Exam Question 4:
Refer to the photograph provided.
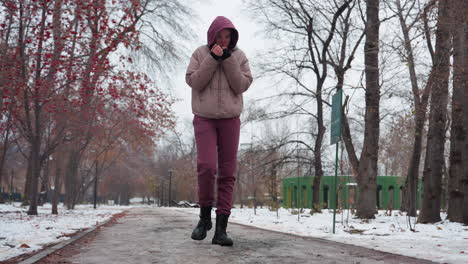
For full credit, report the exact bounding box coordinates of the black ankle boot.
[212,214,233,246]
[191,206,212,240]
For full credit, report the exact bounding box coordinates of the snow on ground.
[0,203,129,261]
[1,203,466,263]
[172,207,468,264]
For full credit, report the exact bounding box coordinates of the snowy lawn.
[172,207,468,264]
[0,203,129,261]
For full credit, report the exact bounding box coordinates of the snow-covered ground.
[171,207,468,264]
[1,203,466,263]
[0,203,129,261]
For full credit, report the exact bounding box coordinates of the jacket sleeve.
[221,51,253,95]
[185,49,219,91]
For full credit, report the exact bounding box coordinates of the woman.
[185,16,253,246]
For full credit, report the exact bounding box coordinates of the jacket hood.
[207,16,239,50]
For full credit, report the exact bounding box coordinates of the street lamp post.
[94,159,98,209]
[168,169,172,207]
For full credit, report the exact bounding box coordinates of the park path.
[49,207,434,264]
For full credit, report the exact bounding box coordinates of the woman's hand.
[211,44,225,56]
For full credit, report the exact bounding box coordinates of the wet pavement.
[63,207,434,264]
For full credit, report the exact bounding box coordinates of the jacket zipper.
[218,64,221,119]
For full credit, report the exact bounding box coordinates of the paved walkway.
[61,208,433,264]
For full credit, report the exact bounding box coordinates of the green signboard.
[330,89,343,234]
[330,90,342,145]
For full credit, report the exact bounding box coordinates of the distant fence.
[283,176,424,210]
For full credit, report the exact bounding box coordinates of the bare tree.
[246,0,352,212]
[386,0,433,217]
[340,0,381,219]
[418,0,452,223]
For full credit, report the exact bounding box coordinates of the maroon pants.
[193,115,240,215]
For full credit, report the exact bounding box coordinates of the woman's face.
[216,29,231,48]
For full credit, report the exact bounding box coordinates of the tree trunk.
[396,0,430,217]
[27,139,41,215]
[0,115,12,201]
[52,163,62,215]
[38,158,50,206]
[22,151,33,206]
[463,132,468,225]
[64,150,81,209]
[25,3,48,216]
[0,118,11,203]
[9,169,14,201]
[404,113,426,216]
[312,89,325,213]
[403,86,430,216]
[341,98,359,176]
[447,0,467,224]
[447,6,465,221]
[457,0,468,225]
[356,0,380,219]
[418,0,452,223]
[271,166,278,210]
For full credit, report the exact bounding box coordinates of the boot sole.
[212,239,233,246]
[191,234,206,240]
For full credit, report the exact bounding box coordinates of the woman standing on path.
[185,16,253,246]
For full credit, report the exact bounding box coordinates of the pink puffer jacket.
[185,16,253,119]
